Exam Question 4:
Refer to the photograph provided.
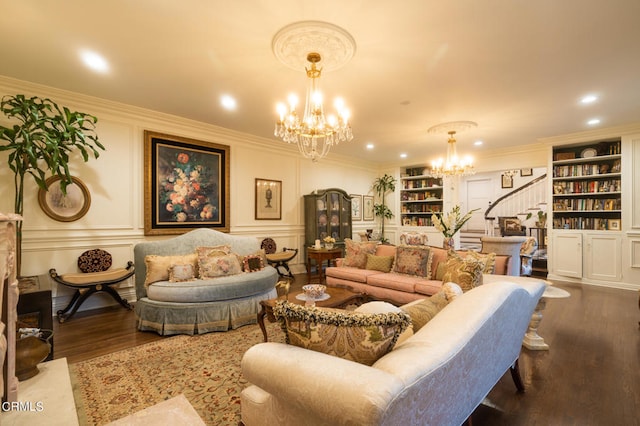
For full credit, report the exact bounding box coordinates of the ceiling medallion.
[272,21,356,72]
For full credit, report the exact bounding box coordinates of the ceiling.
[1,1,639,165]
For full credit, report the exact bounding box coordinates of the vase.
[325,243,334,250]
[15,330,53,381]
[443,237,455,250]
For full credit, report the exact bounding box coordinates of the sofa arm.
[242,342,404,424]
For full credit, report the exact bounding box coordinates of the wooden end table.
[306,247,342,284]
[257,286,366,342]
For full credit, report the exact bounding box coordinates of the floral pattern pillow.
[196,245,232,277]
[342,239,378,269]
[273,301,411,366]
[199,253,243,278]
[441,252,484,292]
[168,263,196,282]
[393,245,434,278]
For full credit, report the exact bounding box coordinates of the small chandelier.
[274,52,353,162]
[430,130,475,178]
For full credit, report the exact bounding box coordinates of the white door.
[585,233,622,281]
[465,178,492,232]
[551,232,583,278]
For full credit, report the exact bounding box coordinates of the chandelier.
[274,52,353,162]
[429,121,476,178]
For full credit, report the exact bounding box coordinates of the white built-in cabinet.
[544,125,640,290]
[552,232,622,281]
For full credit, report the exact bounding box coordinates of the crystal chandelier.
[430,130,475,178]
[274,52,353,162]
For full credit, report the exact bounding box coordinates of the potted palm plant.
[372,174,396,243]
[0,94,104,275]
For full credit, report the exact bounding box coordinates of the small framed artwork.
[520,168,533,177]
[363,195,374,221]
[350,194,362,221]
[38,175,91,222]
[608,219,621,230]
[501,174,513,189]
[144,130,230,235]
[255,178,282,220]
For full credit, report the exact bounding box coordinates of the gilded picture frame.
[38,175,91,222]
[255,178,282,220]
[144,130,230,235]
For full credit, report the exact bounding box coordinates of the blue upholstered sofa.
[133,228,278,335]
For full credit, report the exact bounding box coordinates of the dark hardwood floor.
[53,276,640,425]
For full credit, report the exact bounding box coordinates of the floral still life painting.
[144,131,230,235]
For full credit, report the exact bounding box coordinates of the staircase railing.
[484,174,547,235]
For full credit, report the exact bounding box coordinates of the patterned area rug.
[69,322,285,425]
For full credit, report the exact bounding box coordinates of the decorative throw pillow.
[401,292,448,331]
[441,252,484,292]
[77,249,112,273]
[393,245,434,278]
[168,263,196,282]
[342,238,378,269]
[441,281,464,301]
[144,253,198,287]
[400,283,462,331]
[365,254,395,273]
[273,301,411,366]
[355,301,413,345]
[243,254,264,272]
[435,262,447,281]
[199,253,243,278]
[196,245,232,277]
[463,251,497,274]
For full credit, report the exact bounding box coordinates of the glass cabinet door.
[329,192,340,239]
[316,195,328,240]
[341,197,351,239]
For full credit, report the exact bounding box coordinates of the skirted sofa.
[326,241,513,305]
[133,228,278,335]
[240,278,546,425]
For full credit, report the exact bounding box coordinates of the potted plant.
[372,173,396,243]
[526,210,547,228]
[0,94,104,275]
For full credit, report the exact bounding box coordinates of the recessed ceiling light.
[400,153,407,159]
[474,140,483,146]
[80,50,109,73]
[220,95,237,110]
[581,94,598,104]
[366,143,374,150]
[587,118,601,126]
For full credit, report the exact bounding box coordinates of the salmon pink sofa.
[326,243,513,305]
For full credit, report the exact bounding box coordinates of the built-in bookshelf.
[551,140,622,231]
[400,166,443,227]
